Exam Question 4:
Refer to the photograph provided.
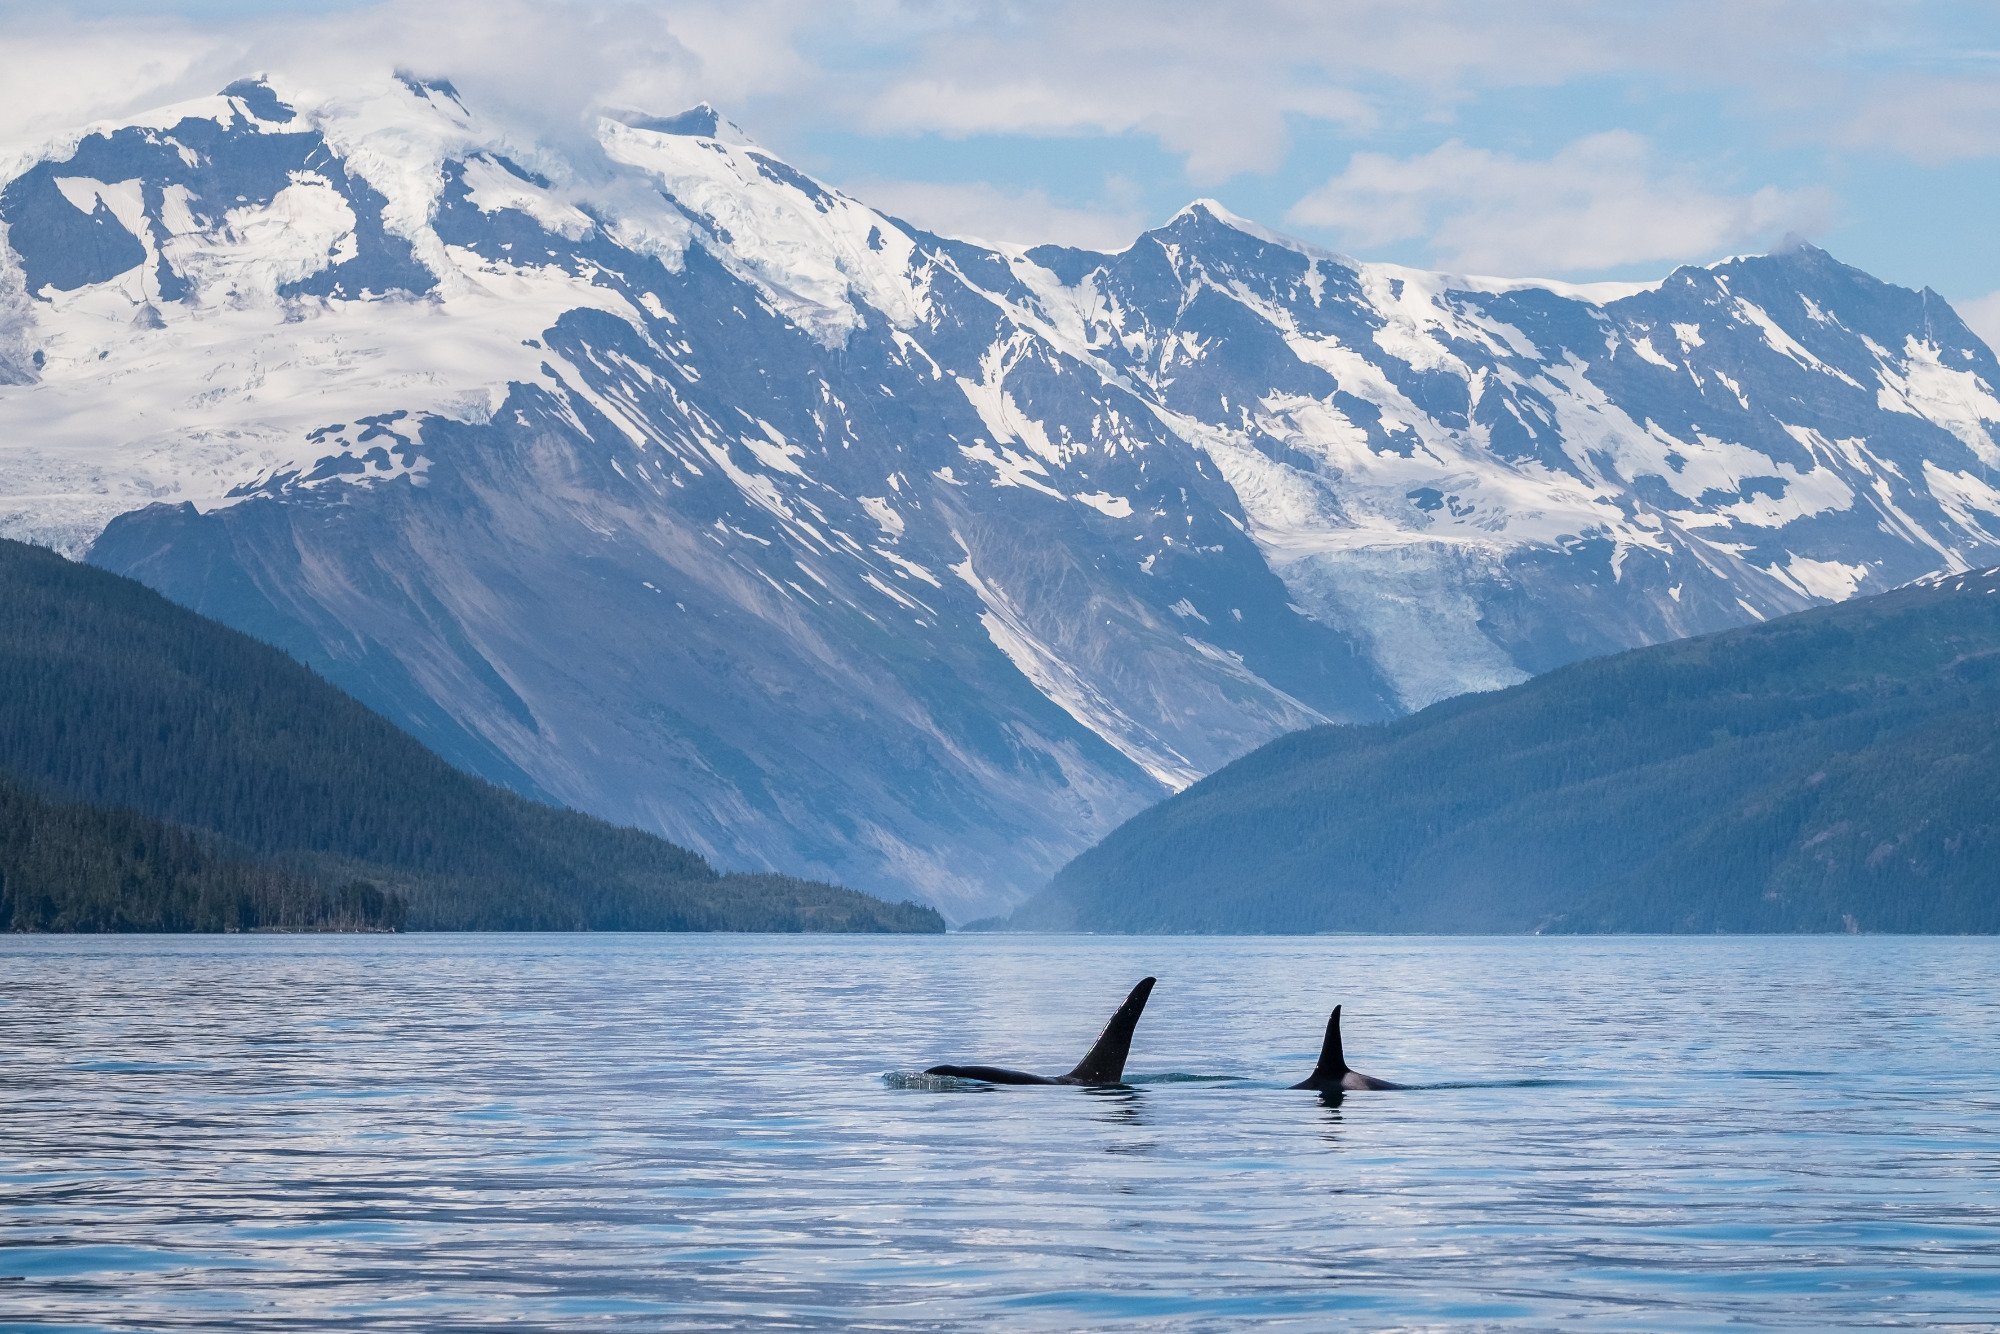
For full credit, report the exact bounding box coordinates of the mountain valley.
[6,77,2000,917]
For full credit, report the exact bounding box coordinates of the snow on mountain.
[4,76,1999,918]
[1009,207,2000,707]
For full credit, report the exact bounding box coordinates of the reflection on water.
[3,933,1998,1327]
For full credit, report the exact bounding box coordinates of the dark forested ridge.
[0,538,941,932]
[1004,569,2000,934]
[0,773,407,932]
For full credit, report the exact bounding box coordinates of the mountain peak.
[1156,197,1351,268]
[1168,197,1274,236]
[1170,197,1235,224]
[218,76,298,125]
[1772,231,1828,260]
[615,102,754,145]
[392,72,469,113]
[1753,233,1853,278]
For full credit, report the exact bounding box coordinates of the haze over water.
[3,934,1996,1328]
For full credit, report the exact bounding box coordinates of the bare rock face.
[7,78,2000,918]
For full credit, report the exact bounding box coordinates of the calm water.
[1,934,1997,1329]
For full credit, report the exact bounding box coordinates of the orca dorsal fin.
[1062,976,1156,1084]
[1310,1005,1349,1082]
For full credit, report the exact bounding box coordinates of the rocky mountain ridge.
[4,75,1999,917]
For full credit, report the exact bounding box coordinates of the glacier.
[4,75,2000,919]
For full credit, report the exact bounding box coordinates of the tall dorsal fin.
[1310,1005,1349,1081]
[1063,976,1155,1084]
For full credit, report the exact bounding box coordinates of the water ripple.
[2,933,1998,1328]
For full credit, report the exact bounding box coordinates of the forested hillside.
[1004,569,2000,934]
[0,539,941,932]
[0,774,407,931]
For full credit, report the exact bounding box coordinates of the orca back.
[924,1064,1059,1085]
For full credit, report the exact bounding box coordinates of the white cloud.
[0,1,1937,184]
[0,2,710,162]
[5,2,1996,182]
[1838,76,2000,163]
[0,19,227,150]
[810,0,1958,184]
[1956,291,2000,354]
[0,0,1989,279]
[817,2,1647,182]
[848,69,1375,185]
[1286,131,1835,277]
[853,178,1148,252]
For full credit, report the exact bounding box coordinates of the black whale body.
[925,977,1155,1086]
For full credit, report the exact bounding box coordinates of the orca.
[1291,1005,1402,1091]
[925,977,1156,1086]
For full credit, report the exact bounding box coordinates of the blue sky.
[8,1,2000,335]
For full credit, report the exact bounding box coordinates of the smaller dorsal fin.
[1311,1005,1348,1081]
[1063,976,1156,1084]
[1292,1005,1401,1092]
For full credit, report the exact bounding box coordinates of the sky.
[5,0,2000,339]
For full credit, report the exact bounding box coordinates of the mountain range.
[0,536,939,932]
[5,75,2000,920]
[1001,566,2000,934]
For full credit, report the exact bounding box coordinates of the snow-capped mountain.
[5,76,1999,919]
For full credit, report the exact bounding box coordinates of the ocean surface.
[2,934,1996,1329]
